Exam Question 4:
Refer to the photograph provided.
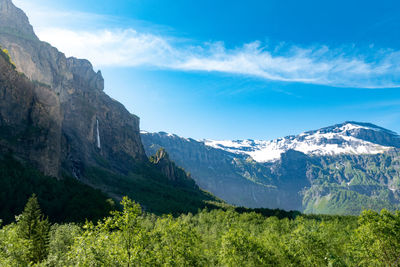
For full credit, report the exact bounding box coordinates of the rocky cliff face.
[141,129,400,214]
[0,49,61,177]
[0,0,37,43]
[0,0,222,215]
[0,0,147,177]
[141,132,300,210]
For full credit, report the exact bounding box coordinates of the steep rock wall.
[0,0,147,177]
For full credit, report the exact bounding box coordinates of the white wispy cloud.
[12,0,400,88]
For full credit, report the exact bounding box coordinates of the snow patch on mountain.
[141,130,195,143]
[204,122,395,162]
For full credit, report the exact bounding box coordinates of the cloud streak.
[36,27,400,89]
[13,0,400,89]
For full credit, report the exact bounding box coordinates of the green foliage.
[303,153,400,215]
[352,209,400,266]
[46,223,81,266]
[83,166,220,216]
[0,223,30,266]
[303,186,396,215]
[150,215,204,266]
[0,46,16,69]
[16,194,50,264]
[235,206,301,220]
[0,154,115,224]
[103,197,144,266]
[220,227,278,266]
[1,196,400,266]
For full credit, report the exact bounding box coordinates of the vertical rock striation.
[0,49,61,177]
[0,0,147,177]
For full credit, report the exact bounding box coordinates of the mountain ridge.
[141,123,400,214]
[203,121,398,162]
[2,0,398,216]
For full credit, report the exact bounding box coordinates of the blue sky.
[14,0,400,140]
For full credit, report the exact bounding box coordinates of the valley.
[1,0,400,265]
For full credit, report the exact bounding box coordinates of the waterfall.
[96,119,101,149]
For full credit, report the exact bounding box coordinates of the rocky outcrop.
[0,0,147,178]
[150,148,197,188]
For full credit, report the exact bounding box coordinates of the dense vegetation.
[0,154,115,224]
[303,152,400,214]
[1,195,400,266]
[82,163,221,216]
[0,152,226,225]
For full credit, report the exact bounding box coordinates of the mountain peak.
[0,0,105,92]
[204,122,399,162]
[0,0,38,41]
[310,121,398,136]
[343,121,398,135]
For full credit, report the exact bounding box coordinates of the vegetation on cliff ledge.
[0,46,15,69]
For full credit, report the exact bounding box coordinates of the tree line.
[1,194,400,266]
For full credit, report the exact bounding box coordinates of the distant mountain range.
[1,0,399,218]
[204,122,399,162]
[141,122,400,214]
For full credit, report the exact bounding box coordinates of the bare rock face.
[0,0,147,177]
[150,148,180,181]
[0,0,37,42]
[0,50,61,177]
[150,148,197,188]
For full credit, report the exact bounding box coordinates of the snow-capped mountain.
[204,122,400,162]
[141,122,400,214]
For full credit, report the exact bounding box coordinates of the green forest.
[1,194,400,266]
[0,138,398,266]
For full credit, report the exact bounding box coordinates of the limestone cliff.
[0,0,222,216]
[0,0,147,177]
[0,48,61,177]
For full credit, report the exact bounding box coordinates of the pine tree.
[16,194,50,263]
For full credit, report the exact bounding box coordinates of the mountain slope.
[141,123,400,214]
[0,0,222,219]
[141,132,307,210]
[0,153,116,225]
